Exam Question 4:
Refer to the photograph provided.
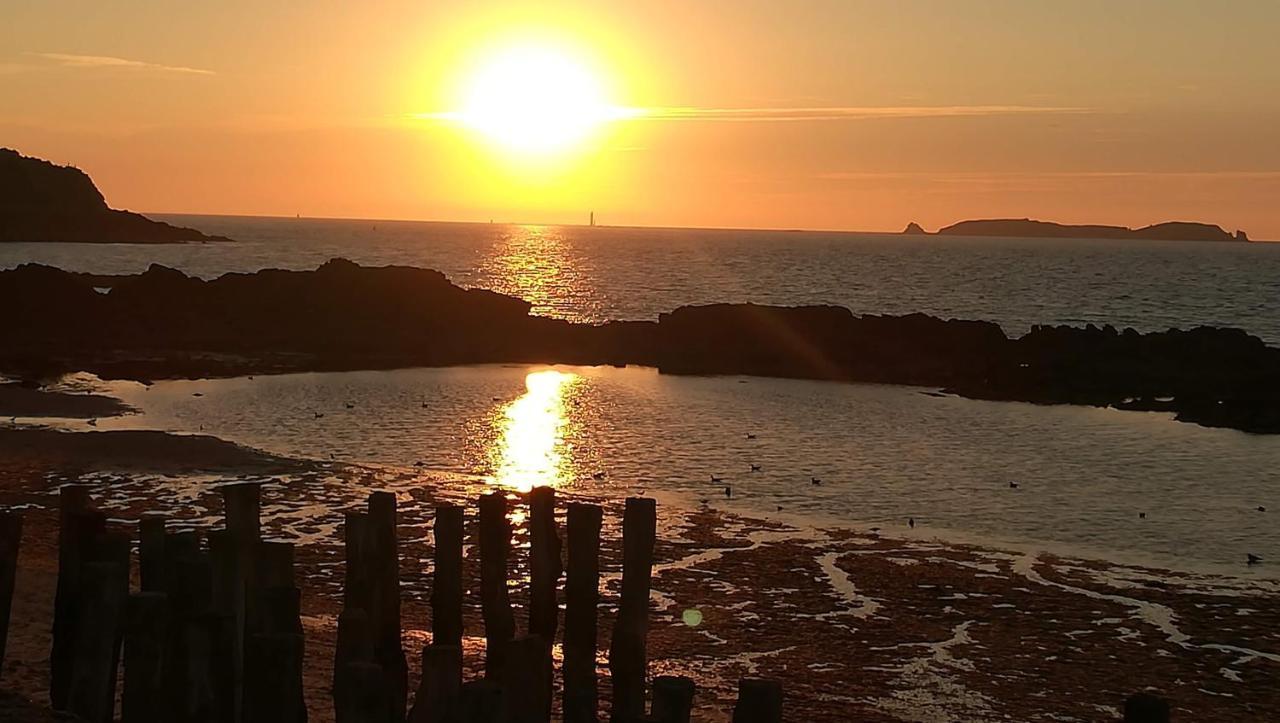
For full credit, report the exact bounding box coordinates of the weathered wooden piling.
[336,660,394,723]
[334,609,375,723]
[223,481,262,721]
[500,635,553,723]
[244,632,306,723]
[368,491,408,722]
[0,511,21,675]
[139,513,167,593]
[478,492,516,677]
[431,504,464,648]
[730,679,783,723]
[1124,693,1171,723]
[66,531,130,723]
[651,676,696,723]
[50,485,100,710]
[528,486,563,642]
[563,502,603,723]
[608,497,656,721]
[122,591,170,723]
[459,679,504,723]
[408,643,462,723]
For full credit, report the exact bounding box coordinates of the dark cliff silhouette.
[2,259,1278,433]
[0,149,232,244]
[932,218,1247,243]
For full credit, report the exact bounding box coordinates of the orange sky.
[3,1,1279,238]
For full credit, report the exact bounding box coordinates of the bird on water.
[1009,481,1019,489]
[749,464,762,472]
[724,486,733,498]
[908,517,915,528]
[1247,553,1262,565]
[811,477,822,486]
[710,474,724,483]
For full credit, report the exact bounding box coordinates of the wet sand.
[0,425,1276,721]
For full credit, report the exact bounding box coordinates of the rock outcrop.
[2,259,1277,433]
[902,222,928,235]
[936,218,1243,243]
[0,148,232,243]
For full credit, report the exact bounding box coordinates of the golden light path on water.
[489,369,581,493]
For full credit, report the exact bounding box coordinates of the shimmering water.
[1,215,1277,340]
[89,364,1279,577]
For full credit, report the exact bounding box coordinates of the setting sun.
[450,43,633,157]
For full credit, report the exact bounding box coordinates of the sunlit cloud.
[28,52,215,76]
[637,105,1092,122]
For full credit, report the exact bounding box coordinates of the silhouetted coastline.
[4,259,1277,434]
[905,218,1250,242]
[0,149,233,244]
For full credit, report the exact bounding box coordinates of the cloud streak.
[634,105,1092,122]
[30,52,214,76]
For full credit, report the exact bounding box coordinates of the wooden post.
[336,661,393,723]
[499,635,552,723]
[51,485,101,710]
[244,633,306,723]
[563,503,602,723]
[1124,693,1171,723]
[139,514,167,593]
[459,679,504,723]
[368,491,408,722]
[478,492,515,677]
[67,532,130,723]
[407,644,462,723]
[223,482,261,723]
[0,511,20,675]
[334,609,374,723]
[528,486,562,642]
[651,676,696,723]
[122,591,169,723]
[431,504,464,648]
[731,679,783,723]
[607,498,656,722]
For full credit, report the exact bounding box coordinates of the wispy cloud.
[634,105,1091,122]
[29,52,214,76]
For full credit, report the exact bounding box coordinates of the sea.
[4,215,1278,577]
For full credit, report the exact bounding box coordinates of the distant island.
[0,148,232,244]
[903,218,1250,243]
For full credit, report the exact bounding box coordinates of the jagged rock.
[902,222,927,235]
[1,259,1277,434]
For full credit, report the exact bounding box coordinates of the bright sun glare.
[453,44,631,156]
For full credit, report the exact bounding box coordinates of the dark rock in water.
[1235,229,1250,242]
[936,218,1243,243]
[902,222,928,235]
[1,259,1278,434]
[0,148,232,244]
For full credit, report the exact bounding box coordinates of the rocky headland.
[3,258,1278,433]
[0,148,232,244]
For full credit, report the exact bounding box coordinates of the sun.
[453,43,629,156]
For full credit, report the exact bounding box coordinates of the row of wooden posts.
[0,485,1175,723]
[0,484,784,722]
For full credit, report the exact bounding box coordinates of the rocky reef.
[2,259,1277,433]
[935,218,1246,243]
[0,148,232,244]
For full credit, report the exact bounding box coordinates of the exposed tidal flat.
[1,363,1278,719]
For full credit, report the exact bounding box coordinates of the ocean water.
[6,216,1279,575]
[90,364,1279,577]
[0,214,1277,341]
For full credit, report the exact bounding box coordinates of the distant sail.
[590,211,595,227]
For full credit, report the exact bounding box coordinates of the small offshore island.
[0,148,232,244]
[904,218,1251,242]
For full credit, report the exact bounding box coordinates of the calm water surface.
[90,364,1280,578]
[1,215,1277,340]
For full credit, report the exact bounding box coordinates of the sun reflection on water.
[490,369,580,492]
